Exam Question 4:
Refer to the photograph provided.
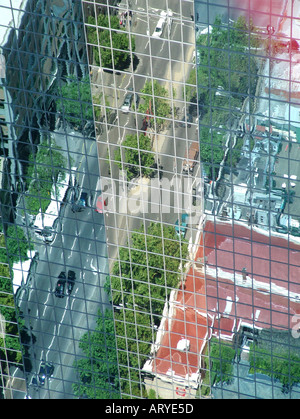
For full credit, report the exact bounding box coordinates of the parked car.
[71,186,80,212]
[120,88,139,113]
[55,272,66,298]
[67,270,76,295]
[38,361,54,385]
[30,375,39,390]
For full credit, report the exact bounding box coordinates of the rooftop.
[148,219,300,388]
[152,305,210,387]
[204,220,300,297]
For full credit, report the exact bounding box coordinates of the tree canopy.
[86,14,135,70]
[73,309,121,399]
[209,338,236,385]
[105,221,188,398]
[114,134,155,180]
[110,222,188,317]
[24,138,67,215]
[249,334,300,392]
[0,225,30,378]
[57,75,93,128]
[196,16,259,179]
[0,226,32,266]
[138,80,173,131]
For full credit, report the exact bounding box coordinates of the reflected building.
[194,0,300,399]
[81,0,202,399]
[0,0,113,399]
[86,0,300,399]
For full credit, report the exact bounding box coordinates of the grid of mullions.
[197,0,300,399]
[0,0,118,399]
[82,0,205,399]
[0,221,24,399]
[84,0,300,400]
[1,0,299,400]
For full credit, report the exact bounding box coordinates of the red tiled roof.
[153,305,210,380]
[206,273,300,329]
[212,316,240,340]
[151,220,300,383]
[176,265,206,313]
[204,220,300,329]
[204,221,300,294]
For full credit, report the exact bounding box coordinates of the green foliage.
[0,262,11,295]
[114,307,152,398]
[0,292,15,322]
[249,345,300,389]
[148,389,158,399]
[197,18,257,99]
[0,226,31,329]
[92,93,108,121]
[24,139,67,215]
[0,223,25,369]
[227,136,244,168]
[209,338,236,384]
[196,16,258,179]
[185,68,197,103]
[109,221,188,398]
[114,134,155,180]
[57,75,93,128]
[199,122,225,179]
[115,308,152,380]
[0,336,23,364]
[138,80,173,130]
[73,309,121,399]
[87,15,135,70]
[0,226,32,265]
[0,234,8,265]
[111,222,188,315]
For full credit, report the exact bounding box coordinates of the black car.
[55,272,66,298]
[38,361,54,386]
[67,270,76,295]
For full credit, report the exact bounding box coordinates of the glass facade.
[0,0,299,400]
[81,0,202,399]
[195,0,300,399]
[0,0,114,399]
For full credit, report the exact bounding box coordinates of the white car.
[120,88,134,113]
[120,88,139,113]
[152,10,172,38]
